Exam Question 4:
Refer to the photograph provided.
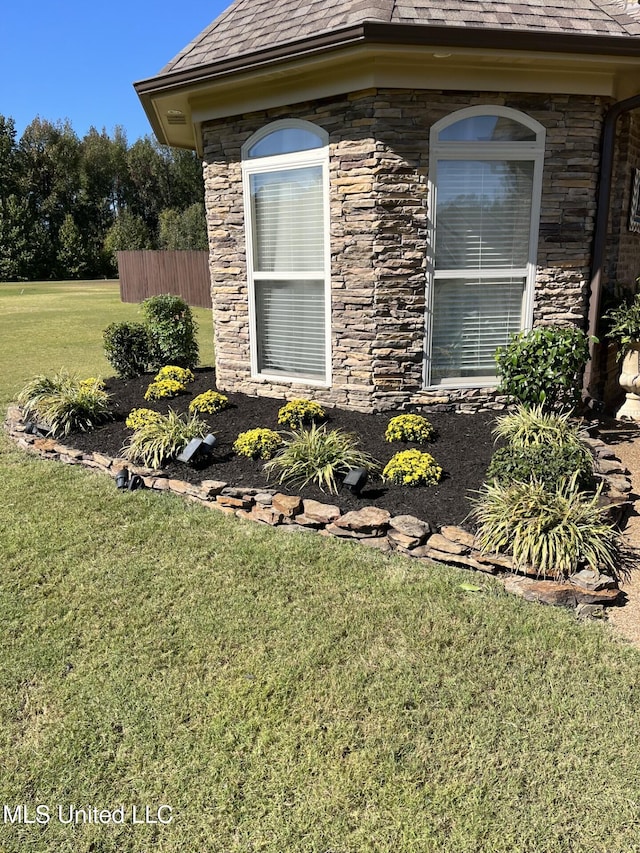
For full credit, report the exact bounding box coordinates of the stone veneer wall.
[202,89,608,414]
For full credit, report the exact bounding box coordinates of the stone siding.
[202,89,609,413]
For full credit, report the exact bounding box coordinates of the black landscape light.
[177,433,217,465]
[128,474,145,491]
[343,467,368,495]
[115,467,129,490]
[24,420,51,437]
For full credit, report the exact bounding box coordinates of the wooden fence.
[117,251,212,309]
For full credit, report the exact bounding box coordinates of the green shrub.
[382,449,443,487]
[103,321,151,378]
[144,379,187,401]
[495,326,591,412]
[488,405,595,490]
[188,390,229,415]
[472,475,622,580]
[154,365,195,384]
[123,410,207,469]
[142,294,199,370]
[233,428,283,460]
[487,443,595,491]
[18,371,112,437]
[603,283,640,359]
[125,408,164,430]
[277,399,325,429]
[264,423,377,494]
[385,414,435,444]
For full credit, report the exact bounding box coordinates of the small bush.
[277,399,325,429]
[154,365,195,384]
[472,475,622,580]
[385,414,435,444]
[488,405,595,490]
[103,322,151,379]
[382,449,443,487]
[189,390,229,415]
[264,424,377,494]
[487,443,595,491]
[18,371,112,437]
[142,294,199,370]
[123,410,207,469]
[233,428,283,460]
[125,408,164,430]
[495,326,591,412]
[144,379,187,401]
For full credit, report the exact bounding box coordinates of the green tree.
[56,214,88,279]
[158,203,208,250]
[103,210,153,273]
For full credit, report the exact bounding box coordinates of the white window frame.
[241,119,331,386]
[425,105,546,389]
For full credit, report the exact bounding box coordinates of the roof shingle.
[161,0,640,75]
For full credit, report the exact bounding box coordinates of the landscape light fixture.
[128,474,145,491]
[343,467,368,495]
[23,420,51,437]
[115,467,129,490]
[177,433,217,465]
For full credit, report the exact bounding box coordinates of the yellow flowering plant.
[144,379,186,401]
[154,365,195,384]
[385,414,434,444]
[382,449,443,487]
[277,399,325,429]
[233,428,283,460]
[188,390,229,415]
[125,408,164,430]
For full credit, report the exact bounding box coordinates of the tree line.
[0,115,208,282]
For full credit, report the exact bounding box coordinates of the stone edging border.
[4,405,635,619]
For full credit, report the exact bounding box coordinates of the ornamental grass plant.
[123,409,208,469]
[472,474,622,580]
[264,423,377,494]
[17,371,112,437]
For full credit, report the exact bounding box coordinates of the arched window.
[242,120,330,383]
[426,106,545,387]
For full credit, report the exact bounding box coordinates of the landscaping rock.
[595,458,627,475]
[332,506,391,535]
[200,479,227,498]
[359,536,393,552]
[325,523,372,539]
[503,575,621,607]
[254,492,275,506]
[251,506,284,525]
[426,533,469,555]
[272,493,303,518]
[216,495,253,509]
[388,514,432,541]
[301,499,341,525]
[570,569,617,591]
[414,546,497,573]
[440,525,476,549]
[605,474,633,494]
[387,529,423,550]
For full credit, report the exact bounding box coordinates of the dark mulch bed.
[68,368,499,529]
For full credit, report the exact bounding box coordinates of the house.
[135,0,640,413]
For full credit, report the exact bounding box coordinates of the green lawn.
[1,281,640,852]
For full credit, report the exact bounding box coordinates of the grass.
[1,281,640,851]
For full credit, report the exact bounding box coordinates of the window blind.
[435,160,533,271]
[431,277,524,383]
[251,166,324,273]
[255,280,325,379]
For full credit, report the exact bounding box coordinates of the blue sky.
[1,1,229,144]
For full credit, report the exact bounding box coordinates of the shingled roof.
[162,0,640,75]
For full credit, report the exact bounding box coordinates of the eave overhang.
[134,20,640,153]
